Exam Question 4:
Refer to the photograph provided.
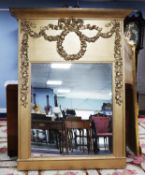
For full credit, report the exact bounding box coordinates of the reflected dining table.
[31,117,93,154]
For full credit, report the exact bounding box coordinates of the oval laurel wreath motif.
[57,30,87,61]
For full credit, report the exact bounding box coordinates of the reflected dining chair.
[31,113,49,143]
[62,119,93,154]
[91,116,112,152]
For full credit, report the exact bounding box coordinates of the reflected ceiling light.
[46,80,62,85]
[66,91,112,100]
[51,63,71,69]
[57,88,71,93]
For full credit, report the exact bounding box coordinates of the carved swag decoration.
[20,18,123,107]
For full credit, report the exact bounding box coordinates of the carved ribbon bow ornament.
[21,18,116,61]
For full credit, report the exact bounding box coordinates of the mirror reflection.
[31,63,113,157]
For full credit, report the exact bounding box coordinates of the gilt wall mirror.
[11,8,131,170]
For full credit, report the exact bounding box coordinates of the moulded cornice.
[10,8,132,20]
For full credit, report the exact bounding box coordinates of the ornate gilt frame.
[11,8,131,170]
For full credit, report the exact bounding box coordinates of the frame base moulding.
[17,157,126,170]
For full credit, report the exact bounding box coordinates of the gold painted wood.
[20,19,117,61]
[17,157,126,170]
[11,8,131,19]
[11,8,131,170]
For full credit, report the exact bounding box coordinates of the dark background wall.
[0,0,145,110]
[0,0,145,14]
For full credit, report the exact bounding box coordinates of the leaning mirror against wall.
[11,8,131,170]
[31,63,113,157]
